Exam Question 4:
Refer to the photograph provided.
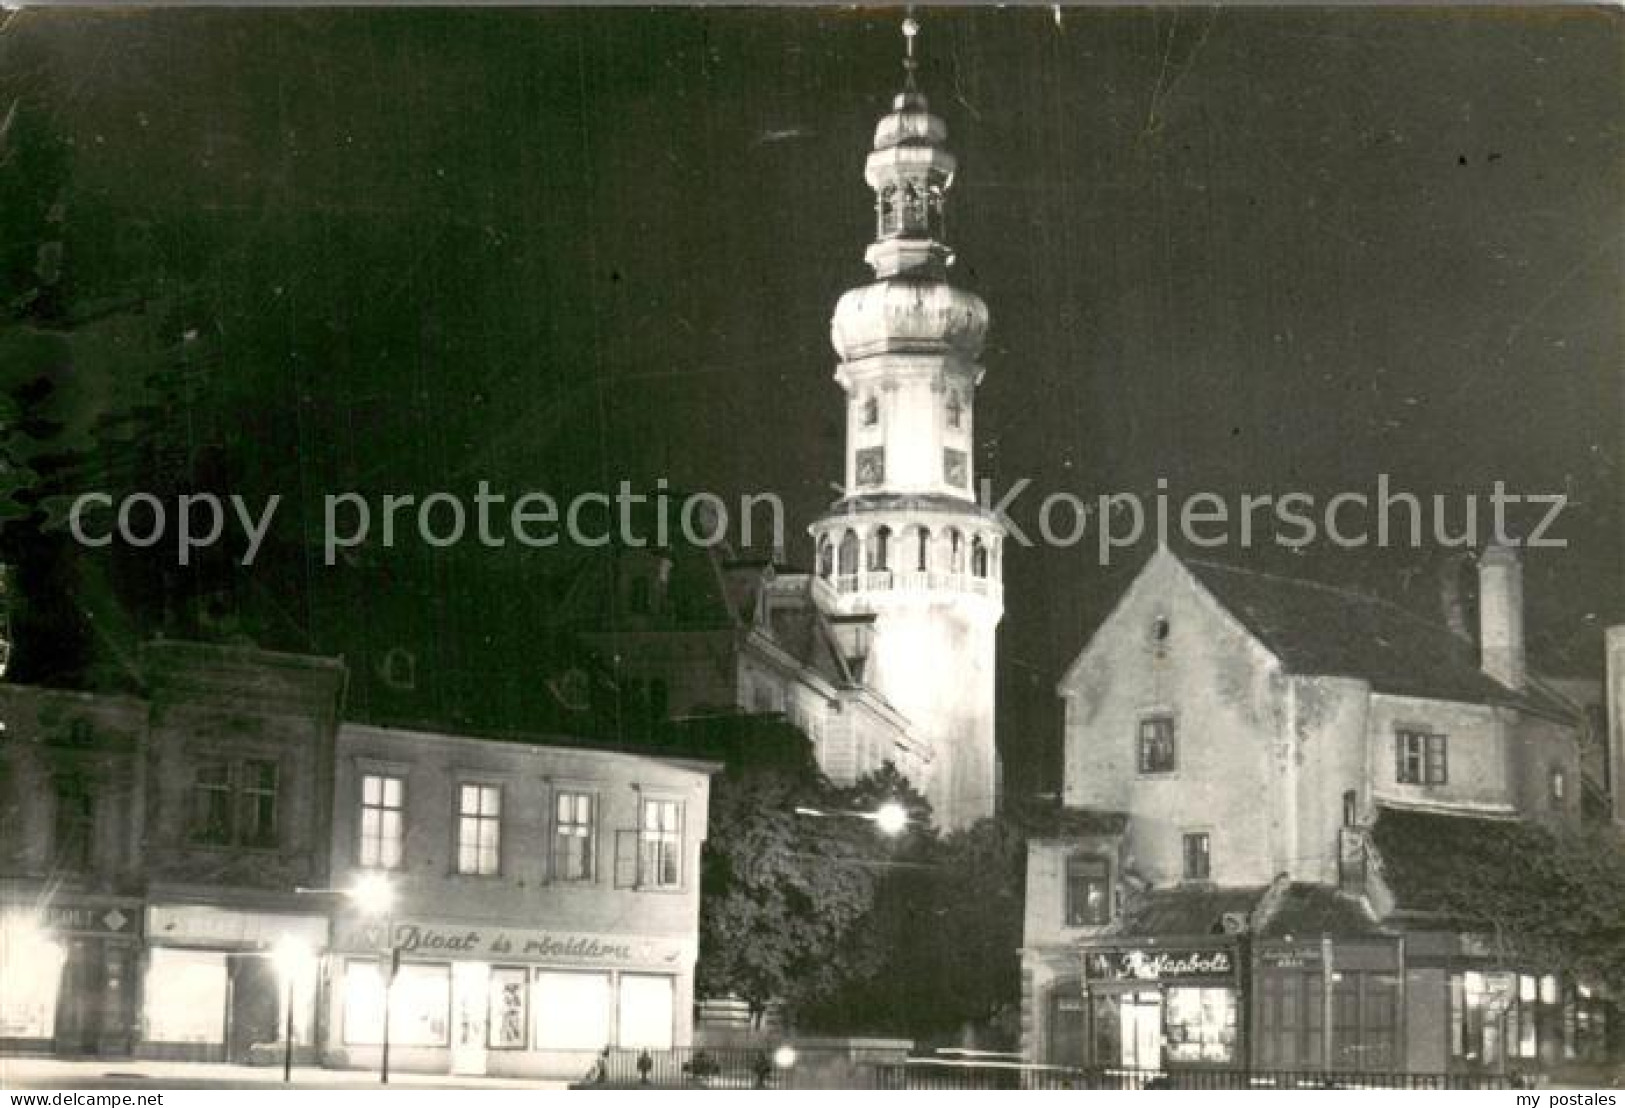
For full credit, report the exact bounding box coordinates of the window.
[1138,716,1176,774]
[916,528,930,572]
[192,759,234,845]
[639,798,683,889]
[52,771,95,872]
[238,760,279,848]
[971,537,989,578]
[861,395,878,427]
[359,774,405,870]
[1164,987,1237,1064]
[617,975,675,1050]
[553,791,595,882]
[343,960,449,1047]
[946,390,964,429]
[190,757,278,848]
[488,967,528,1049]
[869,526,891,572]
[457,784,502,875]
[628,577,651,615]
[1396,730,1447,785]
[534,971,612,1051]
[1343,789,1359,828]
[1550,766,1566,802]
[1183,832,1211,880]
[1065,854,1110,926]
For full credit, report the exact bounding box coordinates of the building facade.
[1021,545,1614,1079]
[1,641,714,1079]
[321,722,714,1079]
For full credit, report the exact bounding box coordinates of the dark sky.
[3,7,1620,793]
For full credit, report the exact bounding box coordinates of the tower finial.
[902,14,920,90]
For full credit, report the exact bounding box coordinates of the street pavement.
[1,1056,568,1091]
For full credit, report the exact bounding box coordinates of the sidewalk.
[1,1055,569,1090]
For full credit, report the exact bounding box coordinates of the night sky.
[2,7,1620,795]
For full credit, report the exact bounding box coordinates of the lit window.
[553,792,595,882]
[457,784,502,876]
[639,798,683,889]
[1183,832,1211,881]
[358,774,405,871]
[1065,854,1110,926]
[534,971,612,1050]
[1138,717,1176,774]
[617,975,675,1050]
[1550,767,1566,802]
[1396,730,1447,785]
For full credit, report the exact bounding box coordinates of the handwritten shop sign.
[337,919,689,968]
[1085,947,1235,982]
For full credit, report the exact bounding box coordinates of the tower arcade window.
[869,526,892,572]
[916,527,931,572]
[947,529,964,573]
[838,531,859,576]
[970,537,989,578]
[818,538,834,579]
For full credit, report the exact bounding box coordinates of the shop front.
[140,904,327,1063]
[0,895,143,1057]
[324,917,695,1079]
[1081,944,1242,1071]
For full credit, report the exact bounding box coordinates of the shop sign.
[1259,948,1323,970]
[1085,947,1234,982]
[336,919,690,968]
[33,903,141,937]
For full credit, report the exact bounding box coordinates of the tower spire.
[902,14,920,92]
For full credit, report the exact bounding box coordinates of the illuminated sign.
[1085,947,1235,982]
[336,919,691,968]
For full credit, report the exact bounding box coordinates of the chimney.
[1608,626,1625,828]
[1477,542,1526,690]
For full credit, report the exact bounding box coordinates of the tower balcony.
[825,568,1002,605]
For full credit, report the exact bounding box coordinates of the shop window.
[1138,716,1176,774]
[144,948,228,1045]
[343,960,449,1047]
[1064,854,1110,926]
[456,784,502,876]
[0,917,67,1039]
[639,798,683,889]
[1256,970,1324,1070]
[359,773,405,870]
[190,756,278,849]
[488,967,528,1049]
[553,791,596,882]
[1164,987,1237,1064]
[617,974,675,1050]
[534,971,612,1050]
[1183,832,1211,881]
[1396,729,1447,785]
[1332,972,1399,1071]
[52,770,95,872]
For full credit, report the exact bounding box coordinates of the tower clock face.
[944,448,968,488]
[856,447,886,487]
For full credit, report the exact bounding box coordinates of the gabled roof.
[1255,882,1383,939]
[1181,556,1573,720]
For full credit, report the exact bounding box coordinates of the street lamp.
[793,802,910,836]
[349,874,398,1085]
[273,936,312,1084]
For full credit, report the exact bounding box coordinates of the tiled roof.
[1007,800,1129,838]
[1256,882,1383,938]
[1122,885,1267,937]
[1182,557,1573,719]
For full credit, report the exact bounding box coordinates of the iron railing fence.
[873,1062,1515,1091]
[579,1046,784,1089]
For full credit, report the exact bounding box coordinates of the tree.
[691,720,898,1026]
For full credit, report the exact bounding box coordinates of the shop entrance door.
[226,954,279,1064]
[1047,989,1087,1068]
[1120,991,1163,1071]
[53,939,101,1055]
